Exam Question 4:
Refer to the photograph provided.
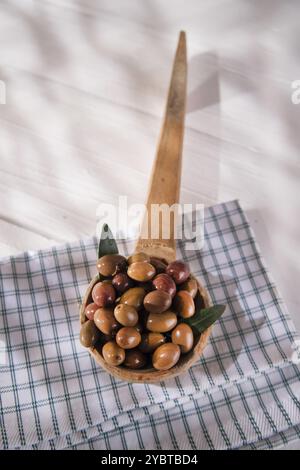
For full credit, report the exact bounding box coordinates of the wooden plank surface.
[0,0,299,446]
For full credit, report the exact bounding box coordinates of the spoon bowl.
[80,274,212,383]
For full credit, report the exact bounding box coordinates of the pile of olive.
[80,252,198,371]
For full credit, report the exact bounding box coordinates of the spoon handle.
[135,31,187,262]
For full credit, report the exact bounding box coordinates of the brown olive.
[171,323,194,353]
[124,349,147,369]
[97,254,127,277]
[143,290,172,314]
[112,272,133,294]
[146,311,177,333]
[152,273,176,298]
[84,302,98,321]
[173,291,195,318]
[120,287,146,310]
[139,332,166,354]
[102,341,125,366]
[150,257,167,274]
[116,327,141,349]
[114,304,138,327]
[166,260,190,285]
[92,281,116,307]
[80,320,101,348]
[127,262,156,282]
[127,252,150,265]
[180,277,198,298]
[152,343,181,371]
[94,308,119,335]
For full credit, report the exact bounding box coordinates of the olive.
[112,272,133,294]
[92,281,116,307]
[152,343,181,371]
[124,349,147,369]
[114,304,138,327]
[143,290,172,314]
[180,277,198,298]
[102,341,125,366]
[116,327,141,349]
[139,332,166,354]
[150,257,167,274]
[152,273,176,298]
[120,287,146,310]
[127,252,150,265]
[84,302,98,321]
[173,291,195,318]
[94,308,119,335]
[80,320,101,348]
[127,262,156,282]
[146,311,177,333]
[166,260,190,285]
[97,254,127,277]
[171,323,194,353]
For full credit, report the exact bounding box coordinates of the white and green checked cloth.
[0,200,299,450]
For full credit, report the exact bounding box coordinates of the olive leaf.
[185,293,226,333]
[97,224,119,259]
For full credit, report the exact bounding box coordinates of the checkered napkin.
[1,200,300,450]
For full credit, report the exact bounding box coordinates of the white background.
[0,0,299,449]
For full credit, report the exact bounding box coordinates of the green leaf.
[97,224,119,259]
[185,299,226,333]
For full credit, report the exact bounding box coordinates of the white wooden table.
[0,0,299,449]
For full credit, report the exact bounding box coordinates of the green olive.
[171,323,194,353]
[96,254,127,277]
[127,252,150,265]
[127,262,156,282]
[120,287,146,310]
[139,332,166,354]
[180,277,198,298]
[143,290,172,313]
[152,343,181,371]
[94,308,119,335]
[173,291,195,318]
[146,311,177,333]
[114,304,138,327]
[124,349,147,369]
[102,341,125,366]
[80,320,101,348]
[116,327,141,349]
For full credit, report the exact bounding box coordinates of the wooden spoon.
[80,32,212,383]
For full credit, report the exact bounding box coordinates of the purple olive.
[92,281,116,307]
[84,302,98,321]
[150,257,167,274]
[166,260,190,285]
[152,273,176,298]
[112,273,133,294]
